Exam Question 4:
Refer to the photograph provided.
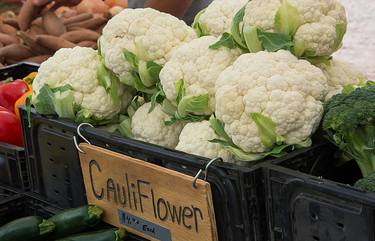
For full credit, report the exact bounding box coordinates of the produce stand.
[1,1,375,241]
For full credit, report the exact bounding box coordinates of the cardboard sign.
[79,143,218,241]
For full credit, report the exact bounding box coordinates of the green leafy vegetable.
[123,50,139,69]
[192,9,208,37]
[243,26,263,53]
[209,33,238,50]
[257,29,294,52]
[323,85,375,177]
[274,0,301,36]
[250,112,285,148]
[230,6,248,50]
[118,116,133,138]
[333,23,347,52]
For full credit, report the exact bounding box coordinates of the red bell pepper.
[0,79,29,113]
[0,107,23,147]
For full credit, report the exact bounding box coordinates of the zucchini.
[48,205,103,239]
[56,228,126,241]
[0,216,55,241]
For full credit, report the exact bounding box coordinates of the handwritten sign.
[79,143,218,241]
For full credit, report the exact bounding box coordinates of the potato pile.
[0,0,124,67]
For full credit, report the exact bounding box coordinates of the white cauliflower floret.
[100,8,197,79]
[176,121,232,162]
[243,0,347,57]
[216,50,329,101]
[215,50,325,153]
[33,47,124,120]
[317,59,368,100]
[194,0,248,37]
[131,103,184,148]
[160,36,241,114]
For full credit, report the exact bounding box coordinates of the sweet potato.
[36,35,76,51]
[32,17,43,27]
[18,31,51,55]
[0,33,19,45]
[61,29,100,43]
[29,24,47,35]
[18,0,41,31]
[42,11,66,36]
[66,25,86,31]
[67,16,107,30]
[62,13,93,25]
[24,54,51,63]
[77,40,97,48]
[3,19,19,29]
[0,44,33,61]
[0,23,17,36]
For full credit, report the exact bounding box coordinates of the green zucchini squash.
[56,228,126,241]
[47,205,103,239]
[0,216,55,241]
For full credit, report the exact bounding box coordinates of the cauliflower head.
[176,121,233,162]
[32,47,126,121]
[215,51,325,153]
[193,0,248,37]
[317,59,368,100]
[131,102,184,148]
[239,0,347,58]
[160,36,242,115]
[100,8,197,81]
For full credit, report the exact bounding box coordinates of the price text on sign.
[79,143,218,241]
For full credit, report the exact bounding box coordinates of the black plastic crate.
[20,107,265,241]
[0,143,29,189]
[263,143,375,241]
[0,62,39,80]
[0,184,23,204]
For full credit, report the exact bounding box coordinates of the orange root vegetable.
[61,29,100,43]
[0,23,17,35]
[77,40,97,48]
[0,33,19,45]
[42,11,66,36]
[24,54,51,63]
[3,19,19,29]
[0,44,33,60]
[17,31,51,55]
[36,35,76,51]
[56,7,78,18]
[62,12,92,25]
[18,0,41,31]
[75,0,110,14]
[67,16,107,30]
[104,0,128,8]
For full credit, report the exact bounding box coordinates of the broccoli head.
[355,172,375,192]
[323,85,375,177]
